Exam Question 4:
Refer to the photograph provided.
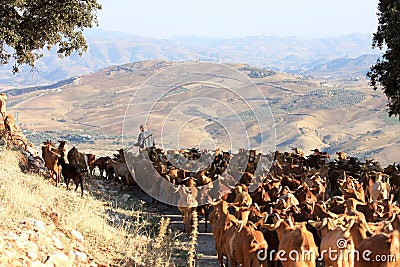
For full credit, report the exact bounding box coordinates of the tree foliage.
[0,0,101,73]
[367,0,400,118]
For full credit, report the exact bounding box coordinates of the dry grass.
[0,147,180,266]
[187,211,198,267]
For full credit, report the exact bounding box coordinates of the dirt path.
[161,209,219,267]
[90,178,219,267]
[132,187,220,267]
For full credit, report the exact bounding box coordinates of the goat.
[86,153,96,175]
[108,159,135,186]
[41,144,62,186]
[67,146,89,174]
[57,140,68,161]
[4,114,15,140]
[57,157,85,197]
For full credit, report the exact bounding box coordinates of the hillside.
[304,54,379,78]
[0,30,380,87]
[0,146,192,266]
[5,60,400,166]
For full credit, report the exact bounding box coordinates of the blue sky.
[97,0,379,38]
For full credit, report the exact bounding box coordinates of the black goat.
[57,157,85,197]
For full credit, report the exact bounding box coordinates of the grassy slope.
[0,147,183,266]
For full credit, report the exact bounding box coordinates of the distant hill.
[0,30,380,87]
[7,60,400,166]
[304,54,379,78]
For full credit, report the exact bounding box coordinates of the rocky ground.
[0,175,215,267]
[0,217,95,267]
[0,143,218,266]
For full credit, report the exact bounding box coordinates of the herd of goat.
[130,146,400,267]
[25,140,400,267]
[2,92,400,266]
[25,140,134,197]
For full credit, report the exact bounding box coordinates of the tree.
[0,0,101,73]
[367,0,400,119]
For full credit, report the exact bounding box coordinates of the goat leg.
[204,207,209,232]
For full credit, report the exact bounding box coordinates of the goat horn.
[268,206,273,214]
[389,212,397,223]
[173,185,181,193]
[238,220,244,232]
[264,213,269,224]
[208,199,221,206]
[248,221,257,229]
[347,219,355,230]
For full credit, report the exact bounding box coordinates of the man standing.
[135,125,155,150]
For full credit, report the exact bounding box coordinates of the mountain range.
[6,60,400,166]
[0,30,381,88]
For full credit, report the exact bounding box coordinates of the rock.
[29,219,46,233]
[26,241,39,260]
[122,194,131,202]
[30,261,47,267]
[52,236,64,250]
[0,139,6,150]
[46,224,56,233]
[69,250,88,263]
[12,260,22,266]
[15,239,26,250]
[73,241,85,252]
[19,232,29,241]
[26,230,38,242]
[46,252,71,267]
[54,232,65,239]
[4,248,17,259]
[70,230,84,242]
[7,232,19,241]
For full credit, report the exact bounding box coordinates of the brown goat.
[4,114,15,140]
[41,144,61,186]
